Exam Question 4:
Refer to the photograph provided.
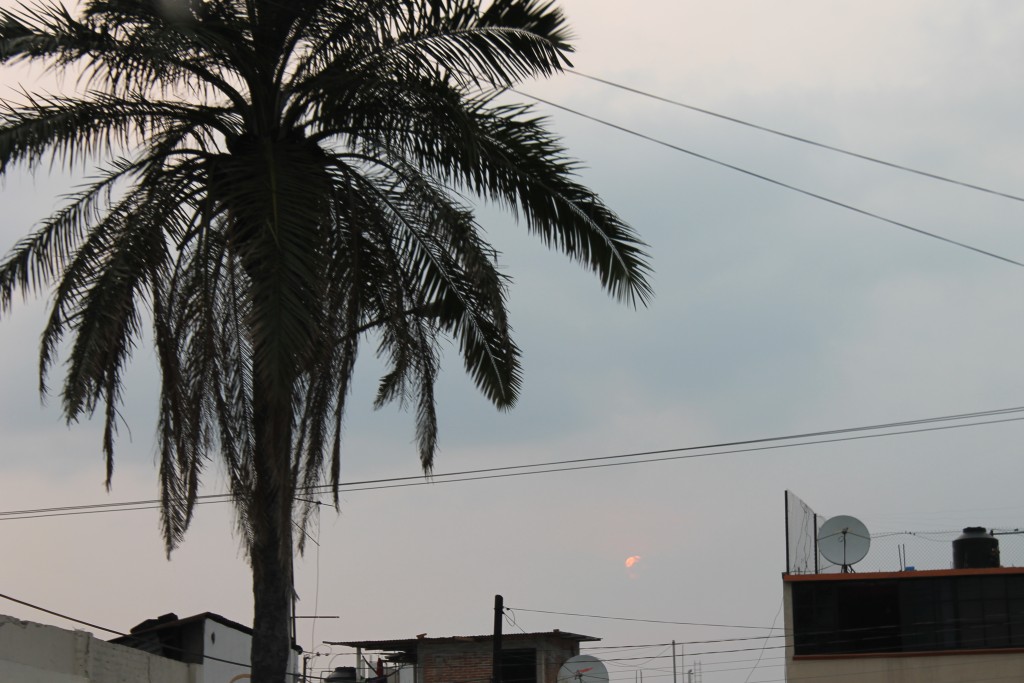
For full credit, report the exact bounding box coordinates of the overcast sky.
[4,2,1024,682]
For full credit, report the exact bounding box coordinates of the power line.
[299,413,1024,496]
[567,69,1024,204]
[5,581,1007,682]
[0,591,294,675]
[513,89,1024,269]
[510,607,776,631]
[0,590,125,637]
[6,411,1024,519]
[533,606,1024,661]
[3,407,1024,521]
[311,607,1024,681]
[743,600,782,683]
[313,406,1024,488]
[293,406,1024,495]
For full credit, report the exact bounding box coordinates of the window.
[791,573,1024,655]
[501,649,536,683]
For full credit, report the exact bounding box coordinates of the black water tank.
[953,527,1000,568]
[325,667,358,683]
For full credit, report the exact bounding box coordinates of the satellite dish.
[817,515,871,572]
[557,655,609,683]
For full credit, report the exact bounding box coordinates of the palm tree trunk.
[249,360,295,683]
[251,521,294,683]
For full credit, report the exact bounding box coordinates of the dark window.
[792,573,1024,655]
[501,649,536,683]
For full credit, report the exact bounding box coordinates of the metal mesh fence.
[784,491,1024,574]
[785,490,820,574]
[852,529,1024,573]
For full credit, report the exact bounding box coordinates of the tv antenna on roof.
[817,515,871,572]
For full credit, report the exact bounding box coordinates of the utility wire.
[319,604,1024,682]
[513,88,1024,269]
[3,407,1024,521]
[4,412,1024,519]
[298,413,1024,496]
[316,614,1024,680]
[567,69,1024,204]
[743,600,783,683]
[510,607,776,631]
[301,406,1024,492]
[0,591,292,675]
[0,590,124,637]
[550,609,1024,659]
[283,408,1024,499]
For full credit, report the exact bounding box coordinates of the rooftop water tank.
[325,667,358,683]
[953,526,1000,569]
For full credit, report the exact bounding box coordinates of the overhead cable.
[2,406,1023,521]
[513,89,1024,269]
[0,591,284,675]
[509,606,780,631]
[567,69,1024,204]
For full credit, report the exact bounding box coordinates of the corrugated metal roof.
[329,630,600,651]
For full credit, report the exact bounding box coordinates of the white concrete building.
[0,611,300,683]
[0,614,198,683]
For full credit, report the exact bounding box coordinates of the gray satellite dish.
[557,655,609,683]
[817,515,871,572]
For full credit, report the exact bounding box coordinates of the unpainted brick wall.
[420,637,580,683]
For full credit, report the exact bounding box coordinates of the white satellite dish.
[817,515,871,572]
[557,655,609,683]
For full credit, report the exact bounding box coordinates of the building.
[330,630,600,683]
[112,611,301,682]
[0,611,300,683]
[783,492,1024,682]
[783,566,1024,682]
[0,613,199,683]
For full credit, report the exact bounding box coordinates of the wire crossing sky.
[2,406,1021,521]
[516,90,1024,268]
[565,69,1024,204]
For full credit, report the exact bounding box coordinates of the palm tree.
[0,1,651,681]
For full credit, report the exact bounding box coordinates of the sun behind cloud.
[624,555,641,568]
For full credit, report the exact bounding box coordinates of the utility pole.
[493,595,504,683]
[671,641,676,683]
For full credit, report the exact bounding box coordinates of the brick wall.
[419,636,581,683]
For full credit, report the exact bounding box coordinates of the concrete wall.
[0,615,199,683]
[199,618,300,683]
[201,619,252,683]
[785,651,1024,683]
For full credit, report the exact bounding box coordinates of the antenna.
[557,655,609,683]
[816,515,871,572]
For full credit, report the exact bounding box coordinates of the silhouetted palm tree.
[0,1,651,680]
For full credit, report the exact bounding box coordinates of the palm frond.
[0,2,653,678]
[0,0,652,609]
[0,2,99,65]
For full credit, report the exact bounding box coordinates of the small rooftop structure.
[329,630,601,683]
[334,630,599,662]
[112,611,300,679]
[112,612,255,660]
